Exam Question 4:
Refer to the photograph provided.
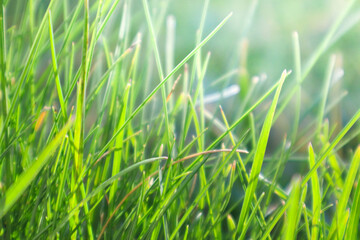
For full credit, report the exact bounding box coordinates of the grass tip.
[252,76,260,84]
[167,15,176,25]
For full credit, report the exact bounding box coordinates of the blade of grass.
[237,70,290,236]
[53,138,71,227]
[109,82,131,209]
[220,106,268,230]
[301,0,355,84]
[274,0,357,122]
[308,143,321,240]
[0,0,10,198]
[95,0,122,41]
[0,118,73,218]
[302,203,311,240]
[239,192,266,240]
[128,171,146,239]
[85,0,103,82]
[48,10,67,121]
[283,178,301,240]
[345,171,360,239]
[165,15,176,109]
[74,0,89,175]
[181,0,209,150]
[143,0,171,152]
[328,146,360,239]
[302,109,360,187]
[317,55,335,133]
[70,0,90,238]
[265,136,288,210]
[0,3,8,133]
[260,200,290,240]
[290,31,302,145]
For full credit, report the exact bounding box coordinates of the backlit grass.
[1,0,360,239]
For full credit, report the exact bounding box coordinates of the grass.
[1,0,360,239]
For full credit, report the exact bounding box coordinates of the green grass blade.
[274,0,356,123]
[95,0,122,41]
[239,192,266,240]
[142,0,171,152]
[48,10,67,121]
[237,70,290,236]
[345,170,360,239]
[70,1,90,238]
[283,178,301,240]
[0,4,8,132]
[220,106,268,230]
[73,0,89,174]
[317,55,335,133]
[302,203,311,240]
[169,142,245,239]
[0,0,10,194]
[85,0,103,81]
[308,143,321,240]
[109,82,131,207]
[0,118,73,218]
[328,146,360,239]
[301,0,356,83]
[302,109,360,187]
[165,15,175,108]
[290,31,301,145]
[260,200,290,240]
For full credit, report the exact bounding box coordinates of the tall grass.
[1,0,360,239]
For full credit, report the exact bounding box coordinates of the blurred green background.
[161,0,360,153]
[5,0,360,160]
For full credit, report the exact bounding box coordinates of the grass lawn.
[1,0,360,239]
